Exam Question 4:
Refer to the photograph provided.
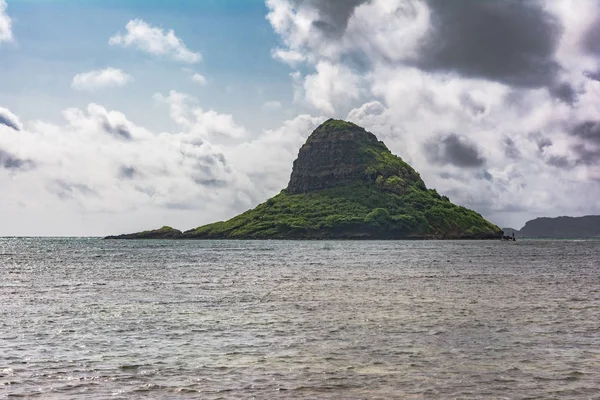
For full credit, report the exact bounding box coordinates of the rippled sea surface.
[1,238,599,399]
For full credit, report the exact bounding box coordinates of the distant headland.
[106,119,503,240]
[503,215,600,239]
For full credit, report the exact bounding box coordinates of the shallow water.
[1,238,599,399]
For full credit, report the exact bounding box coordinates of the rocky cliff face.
[287,119,388,194]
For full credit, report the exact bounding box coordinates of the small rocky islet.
[106,119,503,240]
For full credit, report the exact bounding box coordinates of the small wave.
[133,383,168,392]
[565,371,585,381]
[118,364,145,371]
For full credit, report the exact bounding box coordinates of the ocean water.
[1,238,599,399]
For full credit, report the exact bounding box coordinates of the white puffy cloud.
[191,73,206,85]
[154,90,248,142]
[271,48,306,66]
[303,61,362,115]
[109,19,201,63]
[71,68,132,91]
[0,0,12,44]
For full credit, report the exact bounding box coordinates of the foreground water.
[0,238,599,399]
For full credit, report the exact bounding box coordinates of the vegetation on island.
[187,183,500,239]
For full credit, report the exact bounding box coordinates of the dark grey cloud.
[573,144,600,166]
[531,122,600,168]
[0,114,20,131]
[504,137,521,160]
[582,13,600,56]
[425,133,486,168]
[101,117,132,140]
[481,170,493,181]
[0,149,34,171]
[187,151,231,188]
[298,0,368,38]
[529,132,552,152]
[118,166,138,180]
[49,180,98,200]
[165,202,200,210]
[584,71,600,82]
[546,155,571,168]
[464,197,530,215]
[197,153,227,167]
[418,0,562,87]
[193,178,228,188]
[570,121,600,166]
[572,121,600,144]
[549,82,576,104]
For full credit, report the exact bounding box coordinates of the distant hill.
[106,119,501,240]
[504,215,600,238]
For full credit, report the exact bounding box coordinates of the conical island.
[107,119,502,240]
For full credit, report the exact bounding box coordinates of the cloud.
[425,133,486,168]
[48,180,98,201]
[271,48,306,66]
[62,103,137,141]
[303,61,361,114]
[572,120,600,144]
[154,90,248,142]
[0,148,34,171]
[101,119,132,141]
[301,0,368,38]
[118,165,139,180]
[416,0,562,87]
[582,10,600,56]
[571,121,600,165]
[71,68,132,91]
[503,137,521,160]
[0,106,22,131]
[109,19,201,63]
[191,73,206,85]
[0,0,12,44]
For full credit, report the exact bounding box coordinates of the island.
[503,215,600,238]
[106,119,503,240]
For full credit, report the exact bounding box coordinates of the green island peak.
[106,119,502,240]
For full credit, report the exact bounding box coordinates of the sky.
[1,0,600,236]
